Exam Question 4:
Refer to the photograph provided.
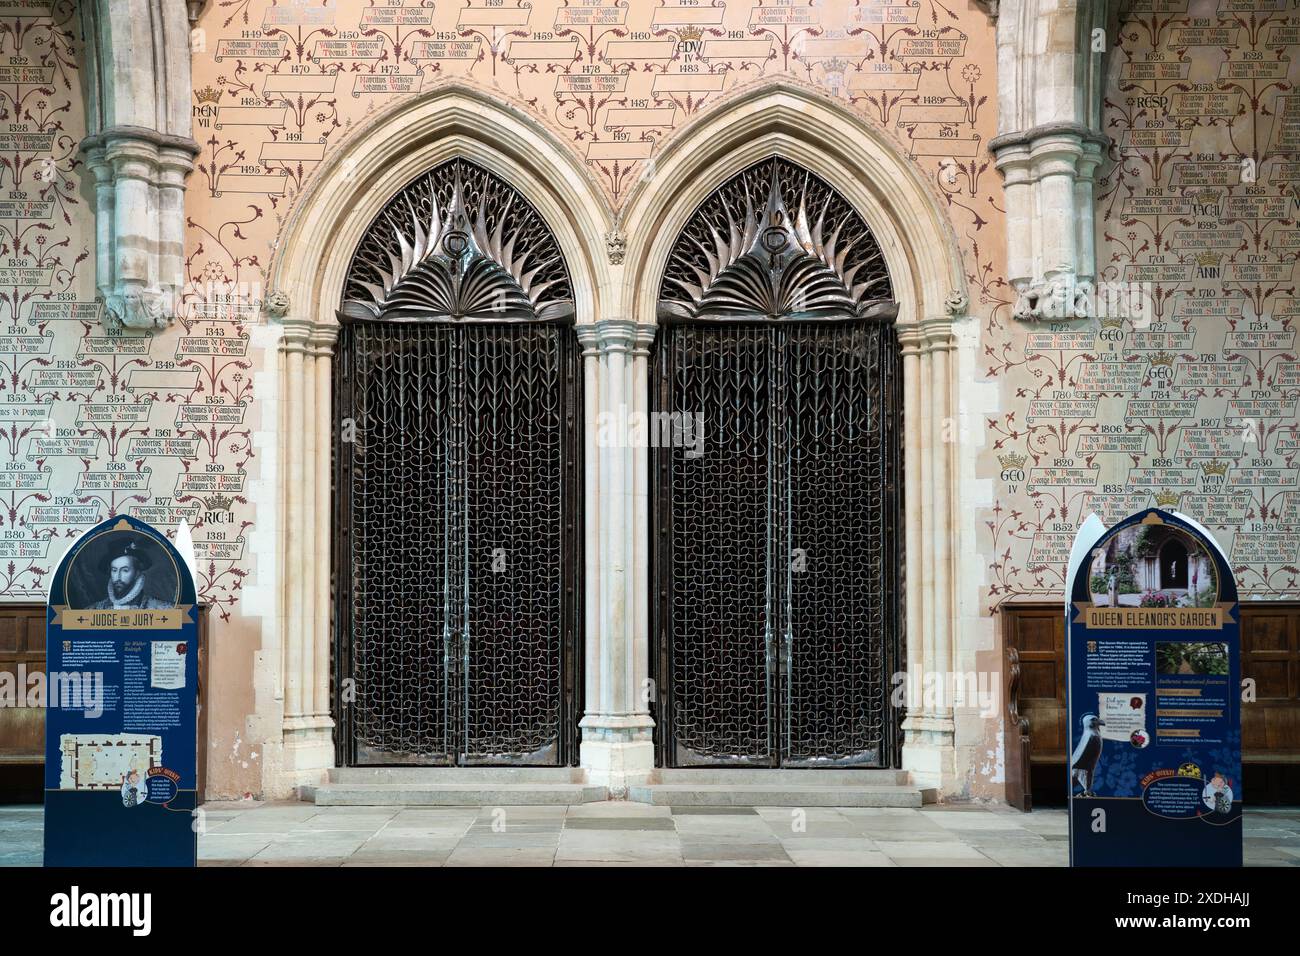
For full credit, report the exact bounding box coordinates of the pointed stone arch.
[606,81,970,791]
[261,82,611,794]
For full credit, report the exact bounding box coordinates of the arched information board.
[43,516,199,867]
[1066,508,1242,867]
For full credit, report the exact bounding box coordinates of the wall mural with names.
[5,0,1299,795]
[984,0,1300,610]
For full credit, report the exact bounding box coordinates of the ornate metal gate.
[652,158,904,768]
[334,159,581,766]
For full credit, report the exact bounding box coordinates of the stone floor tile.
[876,840,988,860]
[785,849,896,866]
[445,847,558,866]
[571,802,673,817]
[564,817,677,830]
[892,857,1000,867]
[680,842,792,863]
[1,802,1295,867]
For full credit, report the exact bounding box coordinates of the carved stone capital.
[896,325,924,356]
[919,316,958,352]
[280,317,340,356]
[576,319,655,356]
[988,122,1111,160]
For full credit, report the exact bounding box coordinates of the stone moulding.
[991,0,1116,322]
[990,122,1111,322]
[265,79,973,798]
[79,0,201,329]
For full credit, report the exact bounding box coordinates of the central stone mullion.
[577,319,657,795]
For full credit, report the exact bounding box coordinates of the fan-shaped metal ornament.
[658,159,896,323]
[339,159,574,324]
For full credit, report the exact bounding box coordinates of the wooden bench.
[1002,601,1300,810]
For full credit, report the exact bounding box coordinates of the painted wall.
[983,0,1300,610]
[10,0,1297,800]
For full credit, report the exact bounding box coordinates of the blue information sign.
[44,516,199,867]
[1066,508,1241,867]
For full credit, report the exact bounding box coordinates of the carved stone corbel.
[103,290,168,330]
[263,288,291,320]
[1012,275,1096,321]
[605,230,626,265]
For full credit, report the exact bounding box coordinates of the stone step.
[328,766,584,785]
[307,782,606,806]
[628,784,932,808]
[651,768,908,786]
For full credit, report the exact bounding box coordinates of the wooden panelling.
[1241,602,1300,762]
[1002,601,1300,808]
[1007,607,1067,764]
[0,605,50,765]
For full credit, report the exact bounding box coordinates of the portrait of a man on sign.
[66,529,179,611]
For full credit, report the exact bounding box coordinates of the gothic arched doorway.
[1160,539,1188,590]
[333,158,582,766]
[651,158,903,768]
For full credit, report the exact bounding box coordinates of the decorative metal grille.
[341,157,573,323]
[334,158,580,766]
[659,157,893,323]
[653,158,903,768]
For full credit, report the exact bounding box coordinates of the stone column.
[576,320,657,796]
[275,310,338,788]
[78,0,201,328]
[991,125,1109,320]
[1074,139,1105,290]
[80,129,199,328]
[899,317,959,791]
[157,145,194,311]
[990,0,1113,322]
[86,154,117,306]
[898,327,924,745]
[1034,136,1083,283]
[312,332,334,721]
